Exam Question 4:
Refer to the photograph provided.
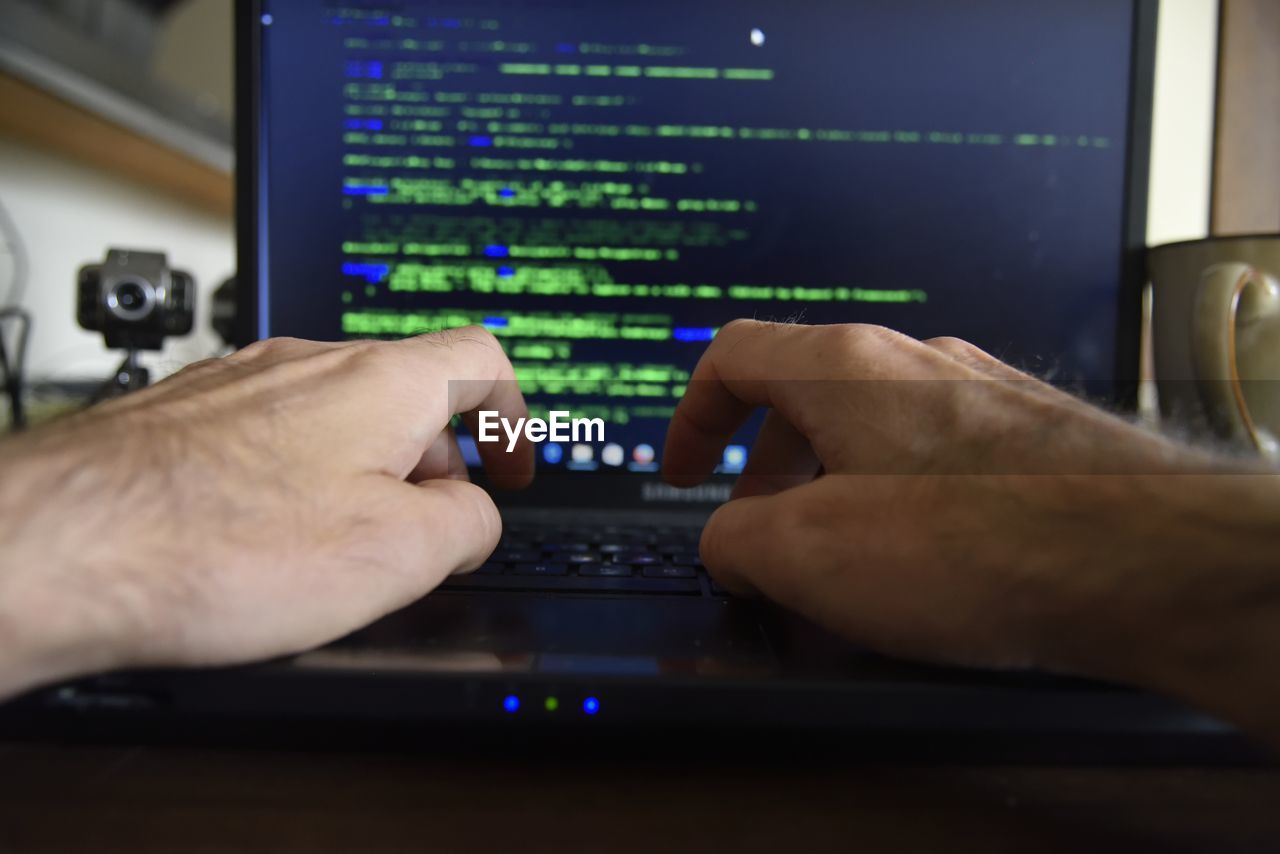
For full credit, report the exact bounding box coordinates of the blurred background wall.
[0,0,233,381]
[0,0,1241,382]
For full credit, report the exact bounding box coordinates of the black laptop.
[3,0,1249,758]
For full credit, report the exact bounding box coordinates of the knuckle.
[830,323,893,359]
[456,325,505,356]
[419,325,500,350]
[234,336,304,362]
[924,336,998,372]
[406,326,507,368]
[925,335,980,357]
[179,356,227,376]
[715,317,780,348]
[719,317,766,336]
[350,339,407,378]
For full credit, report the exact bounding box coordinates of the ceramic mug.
[1148,235,1280,459]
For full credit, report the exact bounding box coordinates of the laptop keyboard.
[440,523,727,597]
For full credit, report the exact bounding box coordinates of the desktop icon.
[601,443,625,467]
[571,444,595,464]
[458,435,482,467]
[542,443,564,465]
[723,445,748,473]
[632,444,656,466]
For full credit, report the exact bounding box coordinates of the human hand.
[662,321,1280,735]
[0,330,532,698]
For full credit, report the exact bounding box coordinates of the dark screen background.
[259,0,1135,471]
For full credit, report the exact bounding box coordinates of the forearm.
[1040,471,1280,744]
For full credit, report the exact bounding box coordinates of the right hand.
[662,320,1280,727]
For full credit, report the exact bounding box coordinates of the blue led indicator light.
[583,697,600,715]
[503,695,520,713]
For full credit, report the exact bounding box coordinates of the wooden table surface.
[2,740,1279,853]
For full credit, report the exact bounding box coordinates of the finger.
[664,320,892,486]
[392,328,535,489]
[400,478,503,582]
[663,320,801,488]
[665,320,966,486]
[407,425,470,483]
[663,381,756,488]
[698,491,799,597]
[730,409,821,499]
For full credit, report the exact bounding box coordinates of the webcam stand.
[92,347,150,403]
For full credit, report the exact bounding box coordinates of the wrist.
[1037,472,1280,731]
[0,431,134,698]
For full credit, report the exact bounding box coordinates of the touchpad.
[293,593,777,678]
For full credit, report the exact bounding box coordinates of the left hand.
[0,329,532,698]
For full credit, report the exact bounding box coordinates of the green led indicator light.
[544,696,559,712]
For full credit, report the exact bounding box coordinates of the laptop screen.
[249,0,1146,479]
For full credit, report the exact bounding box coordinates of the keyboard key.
[597,543,629,554]
[613,553,661,565]
[578,563,633,577]
[642,565,697,579]
[513,562,569,576]
[671,555,703,567]
[439,573,700,595]
[494,549,540,563]
[551,552,600,564]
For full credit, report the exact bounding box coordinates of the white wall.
[1147,0,1219,245]
[0,135,233,381]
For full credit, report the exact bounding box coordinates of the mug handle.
[1191,262,1280,455]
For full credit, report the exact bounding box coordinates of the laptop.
[2,0,1250,759]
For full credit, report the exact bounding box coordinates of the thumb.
[699,492,800,598]
[399,478,503,584]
